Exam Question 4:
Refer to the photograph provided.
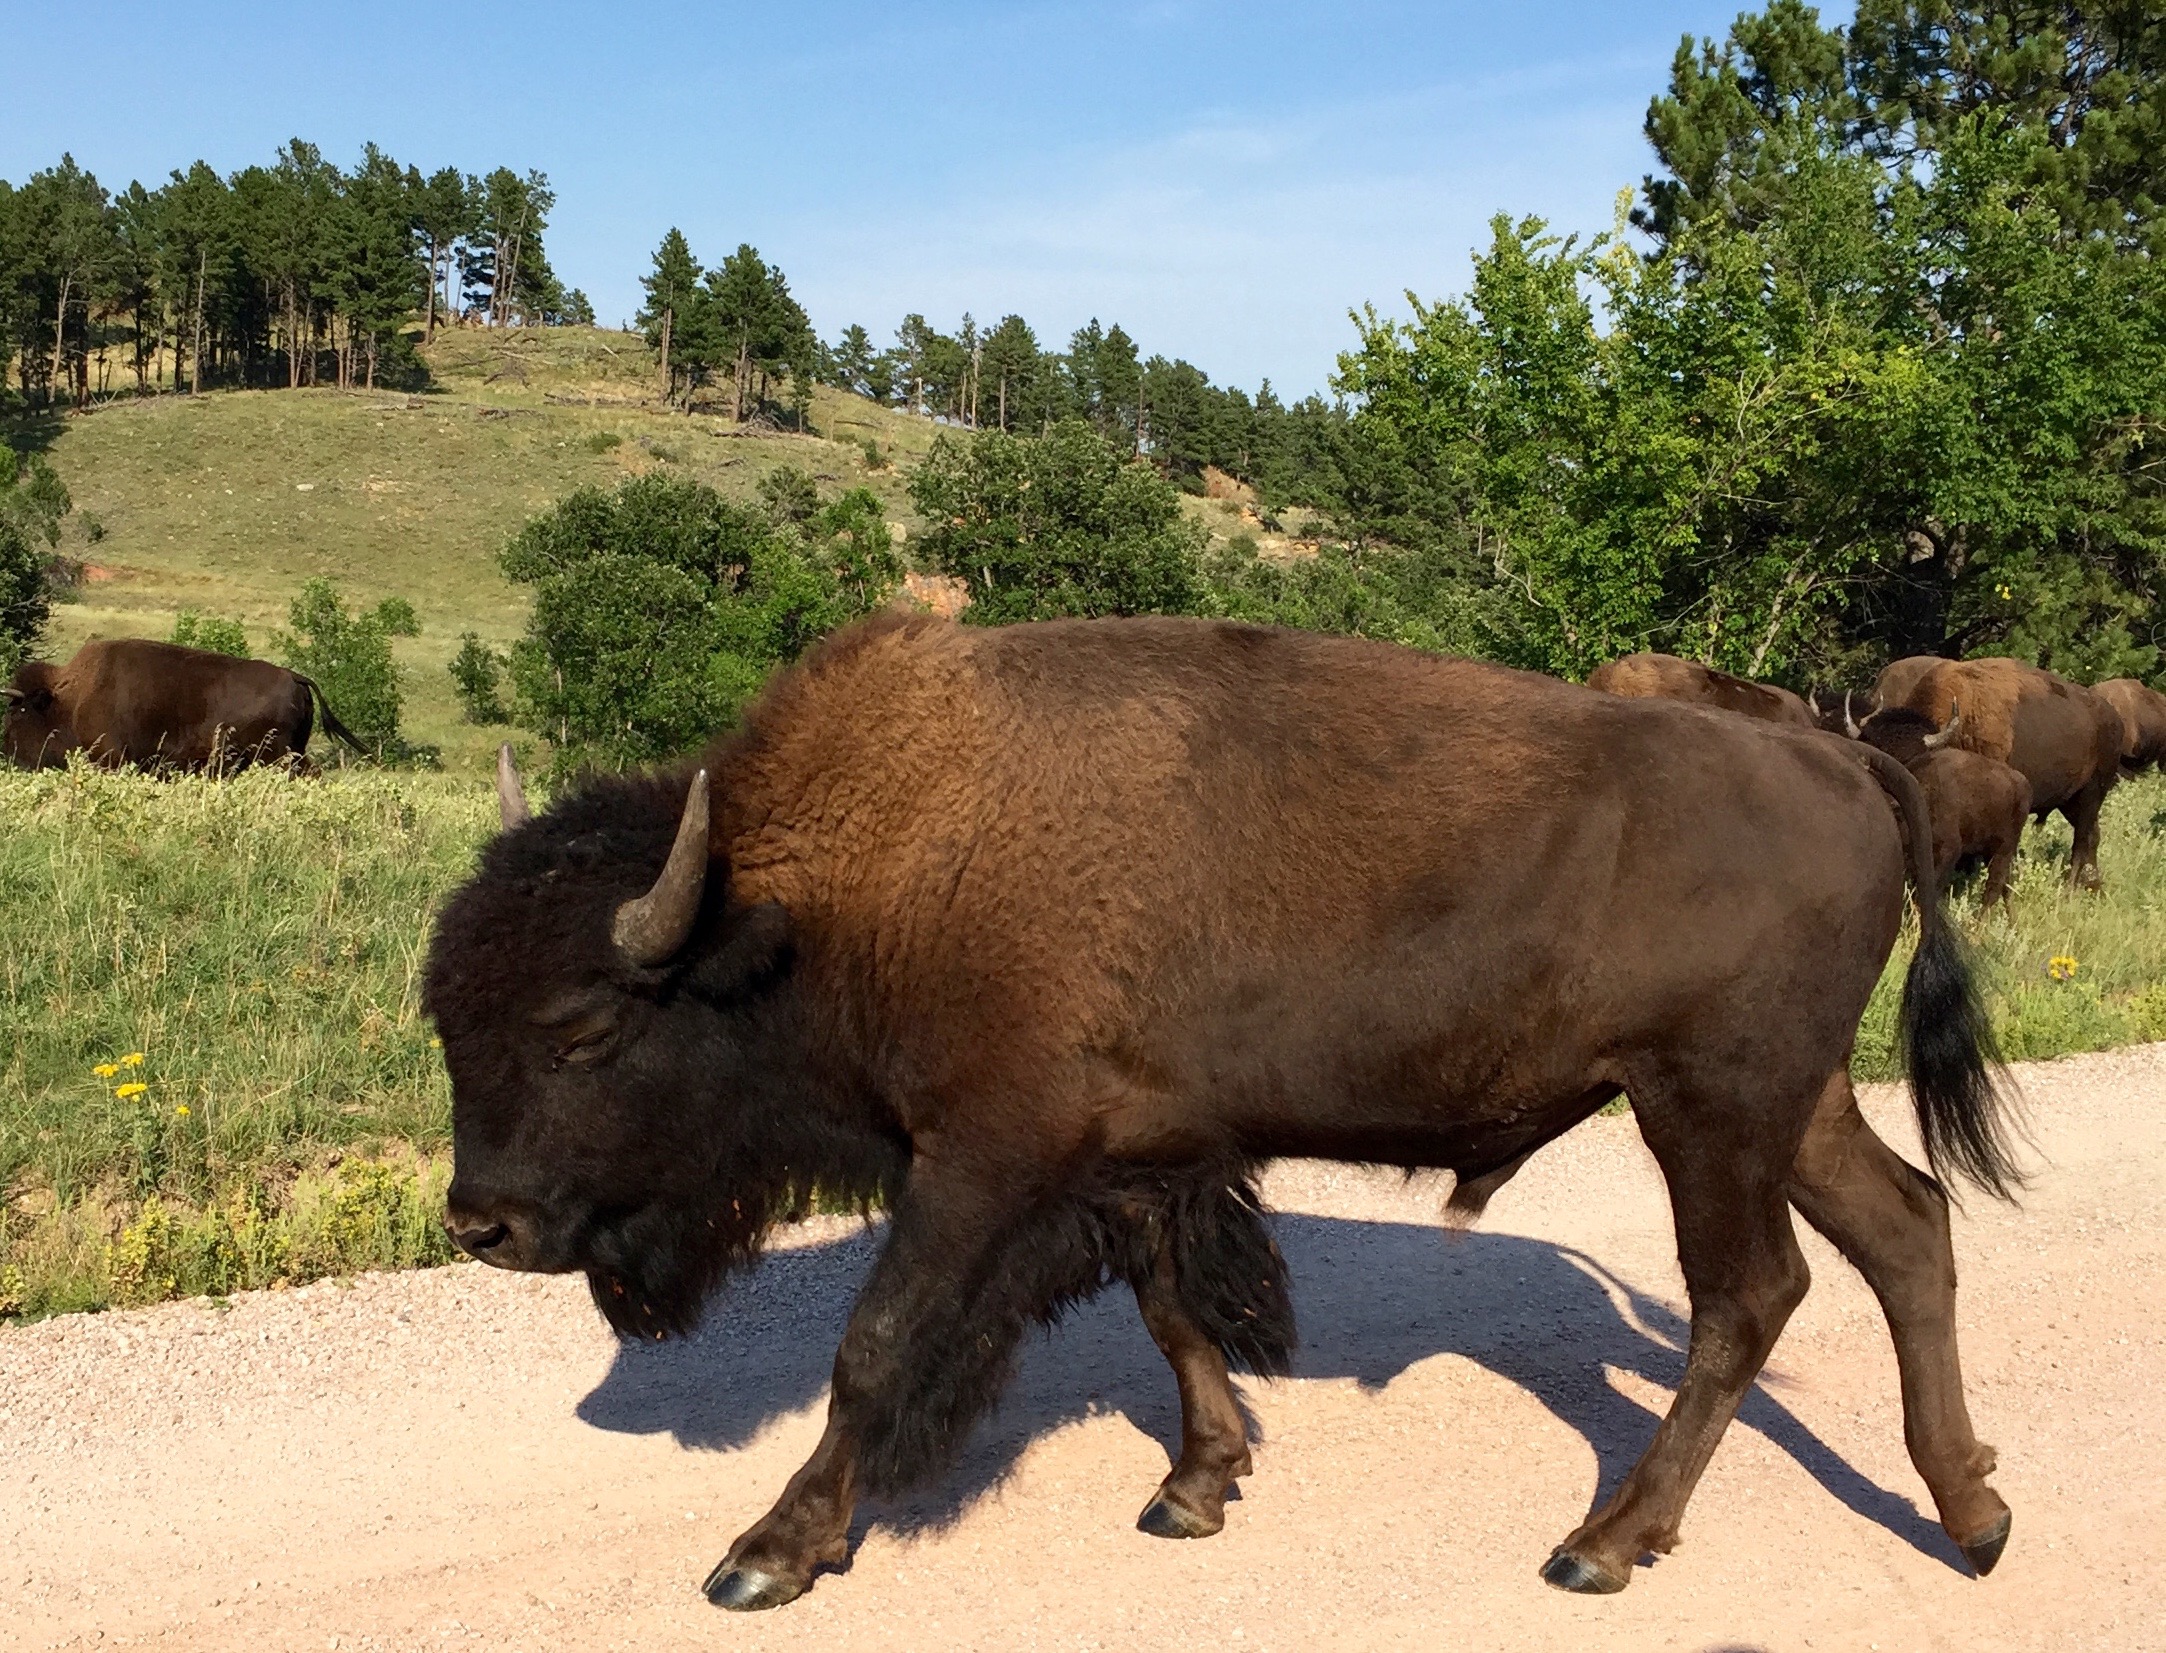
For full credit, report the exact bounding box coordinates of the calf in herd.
[2,638,366,773]
[426,613,2018,1611]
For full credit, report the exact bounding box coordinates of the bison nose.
[447,1217,510,1258]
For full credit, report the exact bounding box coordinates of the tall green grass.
[4,763,2164,1321]
[0,763,496,1318]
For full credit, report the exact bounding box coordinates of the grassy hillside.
[15,328,947,772]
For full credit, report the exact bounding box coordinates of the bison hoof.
[1959,1510,2011,1578]
[702,1562,804,1612]
[1539,1546,1629,1595]
[1137,1491,1222,1540]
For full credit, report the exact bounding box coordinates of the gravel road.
[5,1044,2162,1652]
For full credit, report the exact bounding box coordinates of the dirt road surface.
[5,1045,2162,1652]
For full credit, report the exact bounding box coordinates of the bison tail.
[295,674,370,757]
[1901,920,2023,1201]
[1854,742,2025,1201]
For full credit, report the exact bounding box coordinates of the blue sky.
[1,2,1804,394]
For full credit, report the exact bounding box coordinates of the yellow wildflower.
[120,1052,145,1066]
[1996,584,2013,601]
[93,1062,119,1078]
[2048,955,2079,982]
[114,1081,149,1099]
[174,1105,192,1118]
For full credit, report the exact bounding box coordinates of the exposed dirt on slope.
[4,1045,2161,1652]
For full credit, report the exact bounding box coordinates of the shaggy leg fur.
[1788,1072,2010,1572]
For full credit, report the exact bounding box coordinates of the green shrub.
[909,419,1208,624]
[583,430,623,454]
[448,631,509,723]
[272,578,422,762]
[170,609,251,657]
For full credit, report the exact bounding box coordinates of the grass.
[5,758,2165,1322]
[0,762,499,1319]
[12,327,946,775]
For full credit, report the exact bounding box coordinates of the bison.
[425,615,2018,1611]
[1586,650,1816,728]
[2,638,365,773]
[2092,678,2166,775]
[1851,706,2033,907]
[1883,657,2122,887]
[1873,654,1946,712]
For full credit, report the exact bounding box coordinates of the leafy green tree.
[910,419,1208,624]
[448,632,509,723]
[499,473,897,766]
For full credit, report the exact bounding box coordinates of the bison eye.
[553,1026,616,1068]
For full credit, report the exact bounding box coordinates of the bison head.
[2,664,67,768]
[423,748,897,1340]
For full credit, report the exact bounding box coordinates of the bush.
[500,472,898,768]
[757,464,820,525]
[170,609,251,657]
[0,445,70,666]
[448,632,509,723]
[909,418,1208,624]
[272,579,421,762]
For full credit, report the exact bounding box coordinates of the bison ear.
[685,900,793,1004]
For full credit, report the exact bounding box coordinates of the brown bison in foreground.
[425,615,2017,1612]
[1587,650,1816,728]
[1853,707,2033,907]
[2094,678,2166,774]
[1883,657,2122,887]
[2,638,365,772]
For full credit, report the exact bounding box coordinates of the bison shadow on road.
[576,1211,1963,1574]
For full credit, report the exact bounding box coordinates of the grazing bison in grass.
[1884,657,2122,888]
[426,614,2018,1611]
[2,638,366,773]
[1852,707,2033,907]
[1587,650,1816,728]
[2093,678,2166,775]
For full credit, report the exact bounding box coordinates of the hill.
[13,328,949,771]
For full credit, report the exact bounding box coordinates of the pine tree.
[638,229,702,406]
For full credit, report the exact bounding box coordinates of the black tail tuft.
[1901,916,2024,1201]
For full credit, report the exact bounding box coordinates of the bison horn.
[496,744,531,831]
[613,769,711,968]
[1843,692,1861,739]
[1925,700,1963,751]
[1,687,22,704]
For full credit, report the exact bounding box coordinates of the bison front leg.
[702,1170,1041,1612]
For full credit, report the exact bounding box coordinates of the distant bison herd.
[1593,649,2153,895]
[423,615,2037,1613]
